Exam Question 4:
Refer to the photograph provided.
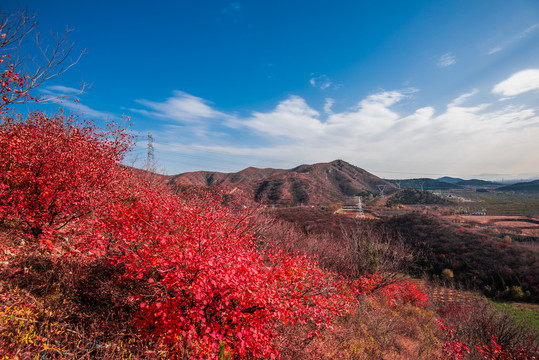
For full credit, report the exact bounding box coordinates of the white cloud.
[448,89,478,108]
[43,85,80,95]
[40,85,111,119]
[309,74,333,90]
[242,96,323,139]
[237,91,406,141]
[488,46,502,55]
[323,98,334,114]
[324,91,404,139]
[134,91,229,123]
[136,82,539,178]
[492,69,539,96]
[438,53,456,67]
[221,94,537,176]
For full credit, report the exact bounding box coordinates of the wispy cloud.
[43,85,80,95]
[134,91,230,124]
[438,53,456,67]
[492,69,539,96]
[323,98,334,114]
[309,74,333,90]
[487,46,502,55]
[488,23,539,54]
[448,89,479,108]
[61,101,113,119]
[41,85,111,119]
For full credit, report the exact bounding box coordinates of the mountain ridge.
[168,159,397,205]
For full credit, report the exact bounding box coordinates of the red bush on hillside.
[0,112,132,246]
[78,188,354,358]
[1,112,356,358]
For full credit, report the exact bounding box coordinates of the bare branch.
[0,9,86,111]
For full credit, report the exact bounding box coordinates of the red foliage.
[438,317,538,360]
[0,111,356,358]
[350,274,429,308]
[439,319,471,360]
[476,336,537,360]
[381,279,430,308]
[1,110,357,358]
[0,112,132,244]
[0,55,34,110]
[78,188,354,358]
[0,110,443,358]
[350,273,384,295]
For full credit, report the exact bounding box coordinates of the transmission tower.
[377,184,387,197]
[147,133,155,169]
[356,196,365,218]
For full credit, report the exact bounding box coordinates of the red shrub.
[80,189,354,358]
[350,274,430,309]
[439,319,471,360]
[477,336,537,360]
[0,112,132,245]
[381,279,430,308]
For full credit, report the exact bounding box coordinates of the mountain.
[455,179,501,187]
[386,189,454,206]
[168,167,285,187]
[496,181,539,193]
[168,159,397,205]
[385,178,462,190]
[437,176,464,184]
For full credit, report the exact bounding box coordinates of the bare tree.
[341,222,415,283]
[0,9,86,111]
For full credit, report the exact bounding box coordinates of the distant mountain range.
[168,159,397,205]
[496,180,539,193]
[437,176,464,184]
[386,177,529,190]
[163,161,539,204]
[453,179,501,187]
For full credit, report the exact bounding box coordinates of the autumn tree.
[0,111,132,245]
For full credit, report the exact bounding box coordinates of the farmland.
[456,192,539,217]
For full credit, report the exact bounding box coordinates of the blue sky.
[4,0,539,180]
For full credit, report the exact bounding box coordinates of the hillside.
[497,181,539,193]
[169,159,397,205]
[386,178,463,190]
[168,167,286,186]
[386,189,455,206]
[455,179,501,187]
[437,176,465,184]
[273,207,539,302]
